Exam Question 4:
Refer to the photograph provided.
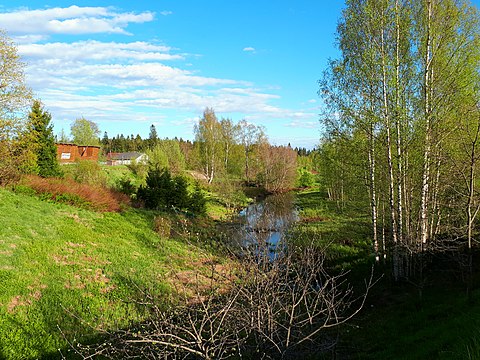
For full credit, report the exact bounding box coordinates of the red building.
[56,143,100,163]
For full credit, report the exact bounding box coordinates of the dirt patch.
[7,295,29,313]
[52,254,76,265]
[7,284,46,313]
[170,258,237,304]
[65,268,113,292]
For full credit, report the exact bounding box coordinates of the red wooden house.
[56,143,100,163]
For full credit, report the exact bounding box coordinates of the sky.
[3,1,475,149]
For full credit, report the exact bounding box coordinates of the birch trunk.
[419,0,433,249]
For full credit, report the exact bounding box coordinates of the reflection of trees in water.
[239,193,297,259]
[243,193,296,231]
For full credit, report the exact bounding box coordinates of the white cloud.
[285,120,318,129]
[2,5,318,145]
[0,6,154,35]
[19,41,182,62]
[160,11,173,16]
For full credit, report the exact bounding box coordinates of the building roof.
[56,143,101,148]
[107,151,145,160]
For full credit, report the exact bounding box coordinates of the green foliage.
[126,159,148,179]
[72,160,106,186]
[70,117,100,146]
[137,167,206,215]
[189,182,207,215]
[146,145,169,170]
[26,100,63,178]
[146,140,186,175]
[116,175,138,197]
[0,142,32,185]
[296,168,316,188]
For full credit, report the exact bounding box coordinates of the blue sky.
[0,1,346,148]
[3,1,476,149]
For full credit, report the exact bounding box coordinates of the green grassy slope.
[293,188,480,359]
[0,188,208,359]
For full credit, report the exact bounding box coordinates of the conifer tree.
[27,100,62,177]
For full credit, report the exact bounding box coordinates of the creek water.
[235,192,298,260]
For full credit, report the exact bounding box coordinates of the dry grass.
[23,175,130,212]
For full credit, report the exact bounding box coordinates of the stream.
[235,192,298,260]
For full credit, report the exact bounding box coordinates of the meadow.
[0,184,224,359]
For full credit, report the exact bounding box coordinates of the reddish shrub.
[23,175,130,212]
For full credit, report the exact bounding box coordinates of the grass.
[342,281,480,359]
[0,187,221,359]
[292,187,480,359]
[291,188,373,267]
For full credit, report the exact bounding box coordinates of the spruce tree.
[27,100,62,177]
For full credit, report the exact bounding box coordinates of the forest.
[0,0,480,359]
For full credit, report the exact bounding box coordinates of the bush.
[297,169,316,188]
[137,167,206,215]
[126,159,147,179]
[189,183,207,215]
[72,160,106,186]
[116,175,138,197]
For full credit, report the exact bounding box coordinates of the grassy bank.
[292,187,480,359]
[292,188,372,267]
[0,187,224,359]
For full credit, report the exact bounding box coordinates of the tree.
[70,117,100,146]
[25,100,62,177]
[0,29,33,141]
[158,139,186,174]
[257,144,298,193]
[58,128,70,143]
[0,29,33,184]
[320,0,480,276]
[238,120,267,183]
[137,167,206,214]
[149,124,158,148]
[194,108,223,183]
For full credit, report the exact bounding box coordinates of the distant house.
[106,152,148,166]
[56,143,100,163]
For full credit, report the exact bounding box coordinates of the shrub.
[189,183,207,215]
[22,175,129,212]
[116,175,138,197]
[72,160,106,186]
[137,168,206,215]
[297,169,316,188]
[126,159,147,179]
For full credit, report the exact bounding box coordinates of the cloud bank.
[0,5,318,142]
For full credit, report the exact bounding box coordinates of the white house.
[106,152,148,166]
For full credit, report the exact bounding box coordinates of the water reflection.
[237,193,298,260]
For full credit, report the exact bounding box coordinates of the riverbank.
[292,187,480,359]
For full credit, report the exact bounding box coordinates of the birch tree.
[320,0,480,274]
[194,108,223,183]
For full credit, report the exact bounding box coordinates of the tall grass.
[21,175,130,212]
